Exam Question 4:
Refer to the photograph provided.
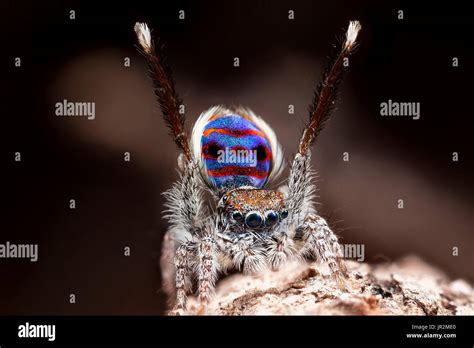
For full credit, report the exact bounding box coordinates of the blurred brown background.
[2,0,473,314]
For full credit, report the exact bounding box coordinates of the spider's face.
[218,187,288,233]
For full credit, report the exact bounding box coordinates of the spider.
[134,20,361,313]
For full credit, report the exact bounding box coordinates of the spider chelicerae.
[134,20,361,313]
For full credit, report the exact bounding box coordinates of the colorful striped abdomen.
[201,114,272,189]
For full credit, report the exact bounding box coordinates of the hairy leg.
[172,242,194,312]
[171,235,219,313]
[295,213,347,287]
[197,236,218,311]
[160,229,177,301]
[162,159,208,311]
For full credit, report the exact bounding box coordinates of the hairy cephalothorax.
[134,20,361,314]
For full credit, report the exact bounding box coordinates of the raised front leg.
[295,213,347,288]
[286,20,361,274]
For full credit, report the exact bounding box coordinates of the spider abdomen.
[190,106,284,191]
[200,114,271,188]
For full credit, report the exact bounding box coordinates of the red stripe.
[207,166,269,179]
[203,128,265,138]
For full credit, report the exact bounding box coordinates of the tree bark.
[185,256,474,315]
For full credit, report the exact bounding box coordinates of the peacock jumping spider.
[134,20,362,313]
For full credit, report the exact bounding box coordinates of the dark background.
[2,0,473,314]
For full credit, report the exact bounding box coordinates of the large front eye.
[245,211,263,228]
[232,210,244,222]
[265,211,279,226]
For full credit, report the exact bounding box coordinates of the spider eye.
[281,209,288,219]
[245,211,263,228]
[265,211,279,226]
[232,211,244,222]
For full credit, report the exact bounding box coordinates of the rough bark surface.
[185,256,474,315]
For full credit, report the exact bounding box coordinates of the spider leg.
[160,228,177,301]
[163,160,205,234]
[171,242,194,312]
[287,21,361,223]
[171,234,218,314]
[285,142,345,287]
[294,213,347,288]
[162,159,207,310]
[287,150,316,227]
[197,236,218,308]
[134,22,192,160]
[298,21,361,156]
